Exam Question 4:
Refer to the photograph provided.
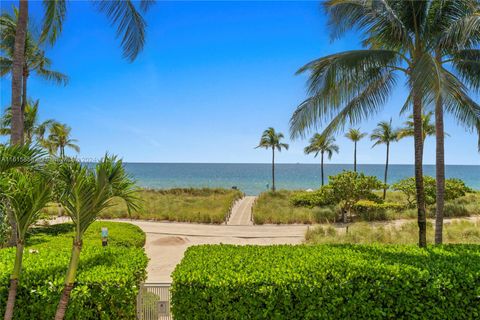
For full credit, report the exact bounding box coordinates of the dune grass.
[253,189,480,224]
[102,188,243,223]
[306,220,480,245]
[252,190,337,224]
[44,188,243,224]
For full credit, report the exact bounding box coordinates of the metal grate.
[137,283,172,320]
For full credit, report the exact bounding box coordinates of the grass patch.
[44,188,243,224]
[252,190,336,224]
[306,220,480,245]
[0,221,147,319]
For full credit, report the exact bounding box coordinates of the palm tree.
[397,112,436,142]
[2,172,51,320]
[0,10,68,120]
[344,128,366,172]
[256,127,289,191]
[45,123,80,158]
[54,155,140,320]
[371,120,398,199]
[289,0,480,248]
[304,133,339,186]
[0,144,48,319]
[8,0,155,145]
[0,99,58,145]
[426,1,480,245]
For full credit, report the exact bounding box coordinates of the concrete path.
[227,196,256,225]
[116,220,308,283]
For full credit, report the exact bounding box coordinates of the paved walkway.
[119,220,308,283]
[227,196,256,225]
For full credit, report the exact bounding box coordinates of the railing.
[137,283,172,320]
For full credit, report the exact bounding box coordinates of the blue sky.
[1,1,479,165]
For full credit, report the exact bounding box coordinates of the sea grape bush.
[172,244,480,319]
[0,222,147,319]
[290,186,334,207]
[393,176,472,207]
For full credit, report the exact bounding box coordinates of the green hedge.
[172,244,480,319]
[353,200,404,221]
[0,222,148,319]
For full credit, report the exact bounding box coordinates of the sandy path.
[227,196,256,225]
[117,220,308,283]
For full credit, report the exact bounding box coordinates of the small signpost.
[101,227,108,247]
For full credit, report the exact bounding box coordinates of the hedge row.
[172,244,480,319]
[0,222,148,319]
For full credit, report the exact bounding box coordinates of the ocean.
[123,163,480,195]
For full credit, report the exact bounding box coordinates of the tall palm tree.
[344,128,366,172]
[304,133,339,186]
[2,171,51,320]
[426,1,480,245]
[0,10,68,119]
[8,0,155,145]
[256,127,289,191]
[0,99,58,145]
[370,120,398,199]
[289,0,480,248]
[54,155,140,320]
[45,123,80,158]
[397,112,436,142]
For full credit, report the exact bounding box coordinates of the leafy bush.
[290,186,334,207]
[172,244,480,319]
[352,200,403,221]
[328,171,384,221]
[0,222,147,319]
[445,178,473,200]
[392,176,472,206]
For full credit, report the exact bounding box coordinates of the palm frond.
[40,0,67,45]
[93,0,148,61]
[307,70,397,139]
[323,0,412,48]
[0,144,46,173]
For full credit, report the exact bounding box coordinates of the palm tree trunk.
[413,90,427,248]
[55,240,82,320]
[10,0,28,145]
[271,147,275,192]
[4,242,24,320]
[353,141,357,172]
[383,143,389,200]
[21,67,28,115]
[321,151,324,186]
[434,54,445,245]
[6,208,17,247]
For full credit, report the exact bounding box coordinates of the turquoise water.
[123,163,480,195]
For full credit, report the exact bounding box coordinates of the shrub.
[328,171,384,221]
[445,178,473,200]
[290,186,334,207]
[171,244,480,319]
[392,176,472,206]
[352,200,404,221]
[0,222,147,319]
